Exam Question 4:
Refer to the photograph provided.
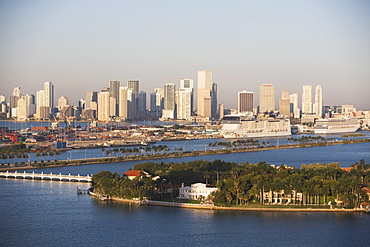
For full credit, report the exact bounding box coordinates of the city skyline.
[1,1,369,110]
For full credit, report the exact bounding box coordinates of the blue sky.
[1,0,369,109]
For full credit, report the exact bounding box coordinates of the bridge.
[0,171,92,182]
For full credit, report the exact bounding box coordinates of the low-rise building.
[263,190,303,204]
[178,183,218,201]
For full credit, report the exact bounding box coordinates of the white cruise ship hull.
[313,119,360,134]
[221,119,292,139]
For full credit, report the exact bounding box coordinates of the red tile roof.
[124,170,142,177]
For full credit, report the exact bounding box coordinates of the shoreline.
[1,138,369,172]
[90,194,367,213]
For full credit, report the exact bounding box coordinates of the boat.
[220,118,292,139]
[313,118,360,134]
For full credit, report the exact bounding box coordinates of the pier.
[0,171,92,182]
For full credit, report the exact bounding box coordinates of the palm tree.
[42,151,48,161]
[35,151,41,162]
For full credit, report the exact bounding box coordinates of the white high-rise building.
[197,70,212,118]
[119,87,128,120]
[12,87,22,98]
[259,84,275,113]
[302,85,312,114]
[313,85,322,118]
[35,81,54,119]
[180,78,194,114]
[57,96,69,110]
[17,94,35,119]
[98,92,110,121]
[44,81,54,109]
[289,93,300,118]
[177,88,192,120]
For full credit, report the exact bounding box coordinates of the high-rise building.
[162,83,176,119]
[211,83,218,119]
[57,96,69,110]
[289,93,300,118]
[219,104,225,119]
[176,88,192,120]
[128,80,139,118]
[302,85,312,114]
[313,85,322,118]
[119,87,128,120]
[109,81,120,115]
[0,95,6,114]
[164,83,175,111]
[150,88,164,118]
[279,91,290,118]
[35,81,54,119]
[197,70,212,118]
[138,91,147,112]
[44,81,54,109]
[98,92,110,121]
[259,84,275,113]
[180,78,194,114]
[9,87,22,116]
[17,94,35,119]
[238,90,253,113]
[13,87,21,98]
[85,91,98,110]
[138,91,147,119]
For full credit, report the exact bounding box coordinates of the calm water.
[5,132,370,169]
[2,121,370,246]
[1,178,369,246]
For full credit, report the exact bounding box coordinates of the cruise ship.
[221,118,292,139]
[313,118,360,134]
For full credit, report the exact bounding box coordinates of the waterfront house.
[178,183,218,201]
[263,190,303,204]
[123,170,148,180]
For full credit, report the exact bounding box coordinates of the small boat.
[100,195,110,201]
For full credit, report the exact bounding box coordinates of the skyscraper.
[85,91,98,110]
[176,88,192,120]
[211,83,218,119]
[98,92,110,121]
[44,81,54,109]
[279,91,290,118]
[118,86,128,120]
[35,81,54,119]
[128,80,139,118]
[289,93,300,118]
[180,78,194,114]
[259,84,275,113]
[238,90,253,113]
[313,85,322,118]
[197,70,212,118]
[10,87,22,116]
[57,96,69,110]
[138,91,147,119]
[17,94,35,119]
[163,83,176,119]
[302,85,312,114]
[109,81,120,115]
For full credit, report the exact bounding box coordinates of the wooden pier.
[0,171,92,182]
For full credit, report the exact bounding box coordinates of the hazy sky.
[1,0,369,110]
